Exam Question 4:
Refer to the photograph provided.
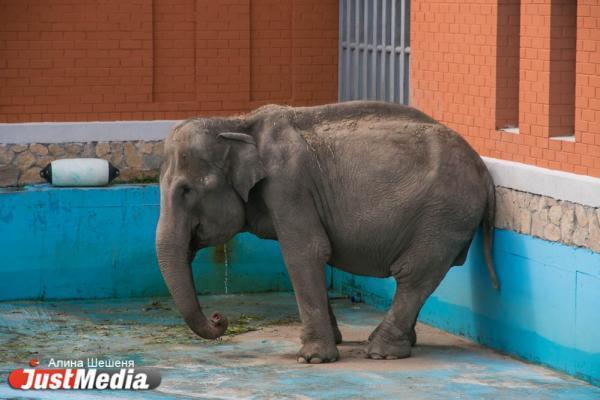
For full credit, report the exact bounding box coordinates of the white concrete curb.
[483,157,600,208]
[0,120,179,144]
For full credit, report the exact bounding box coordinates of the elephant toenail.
[211,312,220,321]
[385,355,399,360]
[297,357,307,363]
[369,353,383,360]
[310,357,322,364]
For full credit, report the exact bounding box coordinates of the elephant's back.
[301,104,484,185]
[289,101,439,130]
[301,112,450,189]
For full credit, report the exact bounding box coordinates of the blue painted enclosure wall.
[0,185,598,385]
[332,231,600,385]
[0,185,290,301]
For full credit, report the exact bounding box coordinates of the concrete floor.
[0,292,598,399]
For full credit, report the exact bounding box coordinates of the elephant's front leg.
[280,237,339,363]
[265,178,339,363]
[268,184,339,363]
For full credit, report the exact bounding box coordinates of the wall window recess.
[548,0,577,138]
[496,0,521,132]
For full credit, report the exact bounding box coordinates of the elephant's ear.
[217,132,266,202]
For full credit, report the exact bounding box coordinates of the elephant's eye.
[181,184,192,196]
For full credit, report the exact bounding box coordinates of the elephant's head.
[155,119,266,339]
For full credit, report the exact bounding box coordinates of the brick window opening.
[496,0,521,132]
[548,0,577,138]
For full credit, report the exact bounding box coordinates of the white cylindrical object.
[41,158,120,187]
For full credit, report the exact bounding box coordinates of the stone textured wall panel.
[0,141,164,186]
[495,187,600,253]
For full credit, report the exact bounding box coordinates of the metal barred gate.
[339,0,410,104]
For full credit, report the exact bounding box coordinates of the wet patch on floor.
[1,292,598,399]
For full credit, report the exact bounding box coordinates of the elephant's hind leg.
[329,300,343,344]
[366,253,451,359]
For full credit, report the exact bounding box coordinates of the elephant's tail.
[483,175,500,290]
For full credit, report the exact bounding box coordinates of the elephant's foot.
[366,338,411,360]
[366,330,411,360]
[369,325,416,347]
[297,340,339,364]
[333,324,343,344]
[408,327,417,347]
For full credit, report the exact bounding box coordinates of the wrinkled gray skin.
[156,101,498,363]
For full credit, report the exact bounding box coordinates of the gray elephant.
[155,101,498,363]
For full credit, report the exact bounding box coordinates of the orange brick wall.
[0,0,338,123]
[411,0,600,178]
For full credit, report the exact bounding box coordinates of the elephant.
[155,101,498,364]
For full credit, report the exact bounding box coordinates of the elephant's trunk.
[156,223,228,340]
